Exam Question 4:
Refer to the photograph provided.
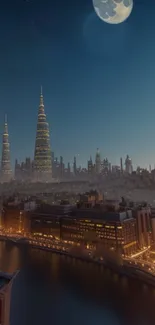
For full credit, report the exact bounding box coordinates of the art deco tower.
[34,87,52,181]
[1,115,12,182]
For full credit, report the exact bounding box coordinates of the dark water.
[0,241,155,325]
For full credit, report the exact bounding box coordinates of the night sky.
[0,0,154,169]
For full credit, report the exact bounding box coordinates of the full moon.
[92,0,133,24]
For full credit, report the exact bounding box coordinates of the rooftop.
[75,208,133,222]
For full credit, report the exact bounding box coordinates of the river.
[0,241,155,325]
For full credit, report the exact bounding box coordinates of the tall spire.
[40,85,44,107]
[34,89,52,182]
[1,115,12,182]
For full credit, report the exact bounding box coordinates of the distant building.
[95,148,101,174]
[120,157,123,174]
[67,162,71,178]
[60,156,64,179]
[73,156,77,175]
[102,158,110,175]
[1,115,12,183]
[14,157,33,181]
[87,156,93,175]
[125,155,133,174]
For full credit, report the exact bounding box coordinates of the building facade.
[61,214,137,256]
[28,206,137,257]
[134,207,151,249]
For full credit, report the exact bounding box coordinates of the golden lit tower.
[1,114,12,182]
[34,87,52,181]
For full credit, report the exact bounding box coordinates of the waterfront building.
[134,207,151,249]
[61,211,137,256]
[34,87,52,182]
[1,115,12,183]
[28,203,137,257]
[2,204,29,234]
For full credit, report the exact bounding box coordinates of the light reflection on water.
[0,241,154,325]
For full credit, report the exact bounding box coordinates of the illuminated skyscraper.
[34,87,52,181]
[1,115,12,182]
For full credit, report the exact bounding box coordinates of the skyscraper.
[1,115,12,182]
[95,148,101,174]
[125,155,133,174]
[34,87,52,181]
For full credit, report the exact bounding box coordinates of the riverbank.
[0,234,155,287]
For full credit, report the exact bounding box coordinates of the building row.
[0,194,153,258]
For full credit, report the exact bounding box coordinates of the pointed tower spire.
[34,89,52,182]
[40,85,44,107]
[1,114,12,182]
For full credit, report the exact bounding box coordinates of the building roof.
[75,208,132,222]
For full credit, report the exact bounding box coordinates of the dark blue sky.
[0,0,154,168]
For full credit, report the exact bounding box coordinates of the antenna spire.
[5,114,7,124]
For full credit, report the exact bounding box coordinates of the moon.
[92,0,133,24]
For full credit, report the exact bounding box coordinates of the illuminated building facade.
[135,207,151,249]
[1,115,12,183]
[61,214,137,256]
[28,206,137,257]
[34,87,52,182]
[1,205,29,233]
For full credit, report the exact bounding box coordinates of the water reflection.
[0,241,154,325]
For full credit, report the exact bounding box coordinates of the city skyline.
[0,99,153,172]
[0,0,155,168]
